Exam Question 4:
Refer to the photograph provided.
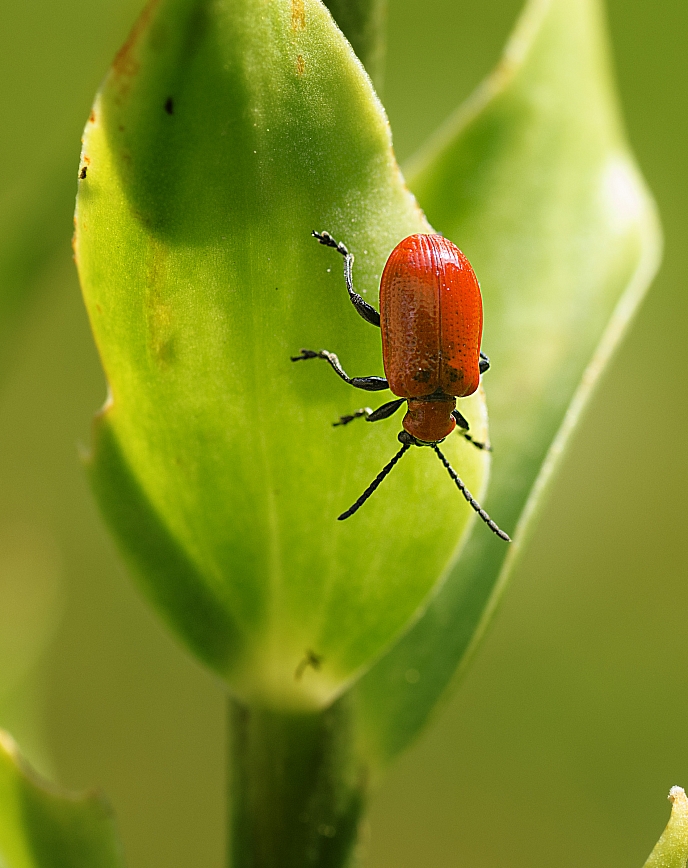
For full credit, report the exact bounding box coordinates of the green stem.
[228,697,368,868]
[322,0,388,90]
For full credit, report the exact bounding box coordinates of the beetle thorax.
[402,396,457,443]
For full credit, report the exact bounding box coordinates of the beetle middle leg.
[312,230,381,327]
[452,408,492,452]
[291,348,389,391]
[334,397,405,427]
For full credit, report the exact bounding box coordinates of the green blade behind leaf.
[0,732,125,868]
[76,0,490,712]
[351,0,661,766]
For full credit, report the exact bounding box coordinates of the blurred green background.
[0,0,685,866]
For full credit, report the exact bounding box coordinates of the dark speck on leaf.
[79,166,88,180]
[164,96,174,115]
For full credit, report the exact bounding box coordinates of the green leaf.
[644,787,688,868]
[0,731,125,868]
[76,0,490,711]
[321,0,388,87]
[351,0,661,765]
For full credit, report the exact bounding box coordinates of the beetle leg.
[463,433,492,452]
[452,409,470,430]
[291,349,389,391]
[334,407,372,426]
[452,409,492,451]
[479,351,490,374]
[313,230,381,328]
[334,397,405,427]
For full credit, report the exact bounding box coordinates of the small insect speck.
[79,166,88,180]
[164,96,174,115]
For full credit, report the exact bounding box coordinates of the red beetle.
[292,231,509,541]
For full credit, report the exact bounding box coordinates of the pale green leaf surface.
[644,787,688,868]
[321,0,387,88]
[0,732,125,868]
[352,0,661,765]
[76,0,490,711]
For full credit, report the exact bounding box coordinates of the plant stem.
[322,0,388,90]
[228,697,368,868]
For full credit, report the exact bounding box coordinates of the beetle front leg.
[334,397,405,427]
[291,349,389,391]
[452,408,492,451]
[312,231,381,327]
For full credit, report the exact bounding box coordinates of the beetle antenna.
[338,442,411,520]
[431,444,511,541]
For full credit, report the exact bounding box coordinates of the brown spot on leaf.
[79,166,88,180]
[89,109,96,124]
[296,54,306,76]
[113,0,161,80]
[291,0,306,31]
[146,242,176,367]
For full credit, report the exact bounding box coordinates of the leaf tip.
[669,787,687,804]
[643,785,688,868]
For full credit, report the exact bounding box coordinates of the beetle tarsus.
[291,348,319,362]
[313,230,349,257]
[334,408,373,427]
[479,351,490,374]
[462,433,492,451]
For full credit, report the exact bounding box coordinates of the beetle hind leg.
[452,408,492,451]
[312,230,381,327]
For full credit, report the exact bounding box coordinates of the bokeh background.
[0,0,685,866]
